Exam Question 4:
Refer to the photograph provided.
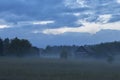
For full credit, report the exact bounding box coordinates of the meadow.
[0,57,120,80]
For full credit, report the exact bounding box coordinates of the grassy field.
[0,57,120,80]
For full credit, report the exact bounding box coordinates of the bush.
[107,55,114,64]
[60,49,68,59]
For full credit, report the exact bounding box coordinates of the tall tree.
[9,37,32,56]
[0,38,3,56]
[3,38,10,55]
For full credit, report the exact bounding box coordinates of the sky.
[0,0,120,48]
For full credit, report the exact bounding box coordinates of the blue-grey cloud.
[0,0,120,47]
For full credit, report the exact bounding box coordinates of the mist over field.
[1,38,120,80]
[0,0,120,80]
[0,57,120,80]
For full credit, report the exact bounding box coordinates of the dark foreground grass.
[0,57,120,80]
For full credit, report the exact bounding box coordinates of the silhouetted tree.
[9,37,32,56]
[0,37,40,57]
[3,38,10,55]
[30,47,40,56]
[107,55,114,64]
[0,38,3,56]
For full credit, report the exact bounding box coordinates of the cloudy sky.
[0,0,120,47]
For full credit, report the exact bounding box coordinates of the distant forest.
[0,37,120,59]
[41,41,120,59]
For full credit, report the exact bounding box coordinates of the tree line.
[41,41,120,60]
[0,37,120,61]
[0,37,39,57]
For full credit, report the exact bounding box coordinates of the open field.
[0,57,120,80]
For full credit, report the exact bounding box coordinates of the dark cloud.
[0,0,119,25]
[0,0,120,47]
[0,0,64,21]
